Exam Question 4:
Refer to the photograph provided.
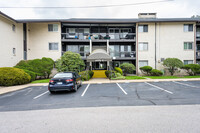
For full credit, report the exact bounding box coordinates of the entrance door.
[92,62,107,70]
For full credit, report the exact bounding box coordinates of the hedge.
[150,69,163,76]
[15,57,54,79]
[182,64,200,76]
[0,67,31,86]
[22,69,37,81]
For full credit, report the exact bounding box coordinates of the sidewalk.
[1,78,200,95]
[83,78,200,84]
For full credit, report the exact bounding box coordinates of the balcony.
[61,33,136,42]
[110,51,136,60]
[62,51,136,60]
[197,51,200,59]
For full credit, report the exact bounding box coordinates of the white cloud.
[0,0,200,19]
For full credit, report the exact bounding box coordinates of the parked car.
[48,72,82,94]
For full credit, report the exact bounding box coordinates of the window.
[79,45,90,56]
[49,43,58,50]
[109,45,120,57]
[139,60,148,67]
[138,25,148,32]
[12,24,15,31]
[13,48,16,55]
[48,24,58,32]
[184,60,193,65]
[121,45,131,57]
[67,45,78,53]
[184,24,193,32]
[139,42,148,51]
[184,42,193,50]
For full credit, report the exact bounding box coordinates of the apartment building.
[0,12,200,75]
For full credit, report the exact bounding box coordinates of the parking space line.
[116,83,127,95]
[81,84,90,97]
[145,82,173,94]
[173,81,199,88]
[33,91,49,99]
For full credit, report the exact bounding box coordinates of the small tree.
[140,66,152,75]
[163,58,183,76]
[182,64,200,76]
[119,63,136,76]
[55,51,85,73]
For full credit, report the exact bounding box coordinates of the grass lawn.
[125,76,146,80]
[143,76,200,79]
[31,79,50,83]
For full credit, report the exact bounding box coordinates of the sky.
[0,0,199,19]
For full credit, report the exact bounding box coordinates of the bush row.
[140,66,163,76]
[15,57,54,79]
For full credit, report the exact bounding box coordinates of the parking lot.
[0,81,200,112]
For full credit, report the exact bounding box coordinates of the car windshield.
[53,73,73,78]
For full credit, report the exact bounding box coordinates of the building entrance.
[92,62,107,70]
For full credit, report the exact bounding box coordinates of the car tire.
[49,91,55,94]
[79,80,82,87]
[74,84,78,92]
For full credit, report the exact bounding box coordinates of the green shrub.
[105,70,115,79]
[150,69,163,76]
[182,64,200,76]
[55,51,85,73]
[23,69,36,81]
[88,70,94,78]
[140,66,153,75]
[114,67,123,75]
[79,71,90,81]
[119,63,136,76]
[15,57,54,79]
[111,72,125,80]
[0,67,31,86]
[163,58,183,76]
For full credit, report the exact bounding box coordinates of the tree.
[55,51,85,73]
[119,63,136,76]
[163,58,183,76]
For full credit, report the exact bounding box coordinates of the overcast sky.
[0,0,199,19]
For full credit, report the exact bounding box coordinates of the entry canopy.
[87,49,112,62]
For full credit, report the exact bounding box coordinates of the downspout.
[194,23,196,64]
[155,22,157,69]
[136,23,139,75]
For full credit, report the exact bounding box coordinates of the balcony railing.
[110,51,136,58]
[62,51,89,58]
[61,33,136,40]
[62,51,136,58]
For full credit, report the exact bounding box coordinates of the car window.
[53,73,73,78]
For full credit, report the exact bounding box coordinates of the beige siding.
[0,15,23,67]
[137,22,195,75]
[27,23,61,61]
[138,23,156,74]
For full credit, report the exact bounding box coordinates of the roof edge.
[0,11,17,22]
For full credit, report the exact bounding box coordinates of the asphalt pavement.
[1,81,200,112]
